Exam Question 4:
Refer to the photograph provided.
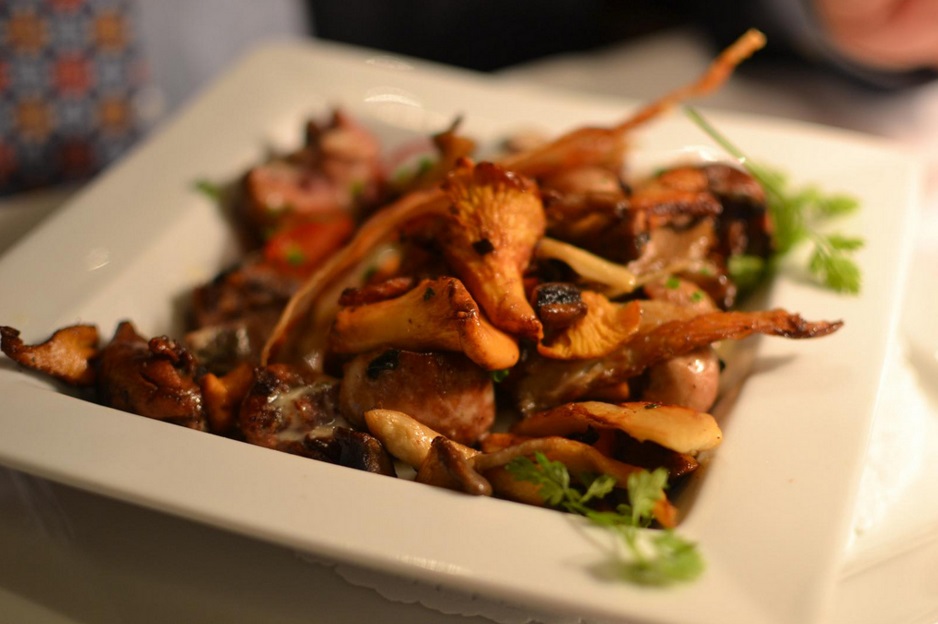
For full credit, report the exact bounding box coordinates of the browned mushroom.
[363,408,478,469]
[1,324,99,386]
[96,322,207,430]
[512,401,722,455]
[415,436,492,496]
[262,186,451,369]
[641,347,722,413]
[200,361,255,435]
[438,159,546,340]
[537,291,641,360]
[330,276,520,371]
[512,307,844,414]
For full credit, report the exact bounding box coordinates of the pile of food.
[0,30,846,582]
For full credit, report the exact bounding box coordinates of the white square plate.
[0,39,920,624]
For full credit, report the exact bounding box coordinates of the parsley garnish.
[284,244,306,266]
[505,453,703,585]
[685,106,863,294]
[489,369,510,383]
[194,179,223,201]
[726,253,766,292]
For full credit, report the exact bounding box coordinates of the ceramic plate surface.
[0,39,920,624]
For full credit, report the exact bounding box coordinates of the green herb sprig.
[685,106,864,294]
[505,453,703,585]
[194,179,224,201]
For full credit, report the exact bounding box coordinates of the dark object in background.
[309,0,690,72]
[310,0,937,89]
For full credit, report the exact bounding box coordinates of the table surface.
[1,29,937,624]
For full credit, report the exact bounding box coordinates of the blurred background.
[3,0,937,195]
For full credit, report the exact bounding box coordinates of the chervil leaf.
[506,453,704,585]
[619,468,668,527]
[727,254,767,291]
[194,179,223,201]
[622,531,705,585]
[826,234,864,251]
[810,239,862,294]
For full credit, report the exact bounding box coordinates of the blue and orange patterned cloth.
[1,0,147,195]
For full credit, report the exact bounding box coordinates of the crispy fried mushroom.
[512,401,722,455]
[416,436,492,496]
[363,408,478,469]
[1,324,99,386]
[537,292,641,360]
[439,159,545,340]
[513,307,843,413]
[96,322,206,430]
[330,277,520,371]
[262,186,451,369]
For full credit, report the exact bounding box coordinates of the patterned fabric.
[0,0,147,194]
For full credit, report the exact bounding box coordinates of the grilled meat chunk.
[239,363,395,475]
[340,349,495,445]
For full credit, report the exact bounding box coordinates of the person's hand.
[815,0,938,71]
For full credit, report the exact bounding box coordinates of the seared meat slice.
[190,258,299,328]
[187,258,300,374]
[542,164,722,265]
[340,349,495,445]
[643,276,718,313]
[625,216,718,278]
[241,110,385,241]
[239,363,395,475]
[96,322,207,430]
[702,163,773,259]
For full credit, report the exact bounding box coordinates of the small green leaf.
[826,234,864,251]
[489,369,510,383]
[506,453,703,585]
[194,179,223,201]
[727,254,766,292]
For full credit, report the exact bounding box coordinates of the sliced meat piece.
[187,258,300,374]
[340,349,495,445]
[242,109,385,240]
[239,364,341,452]
[238,363,395,475]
